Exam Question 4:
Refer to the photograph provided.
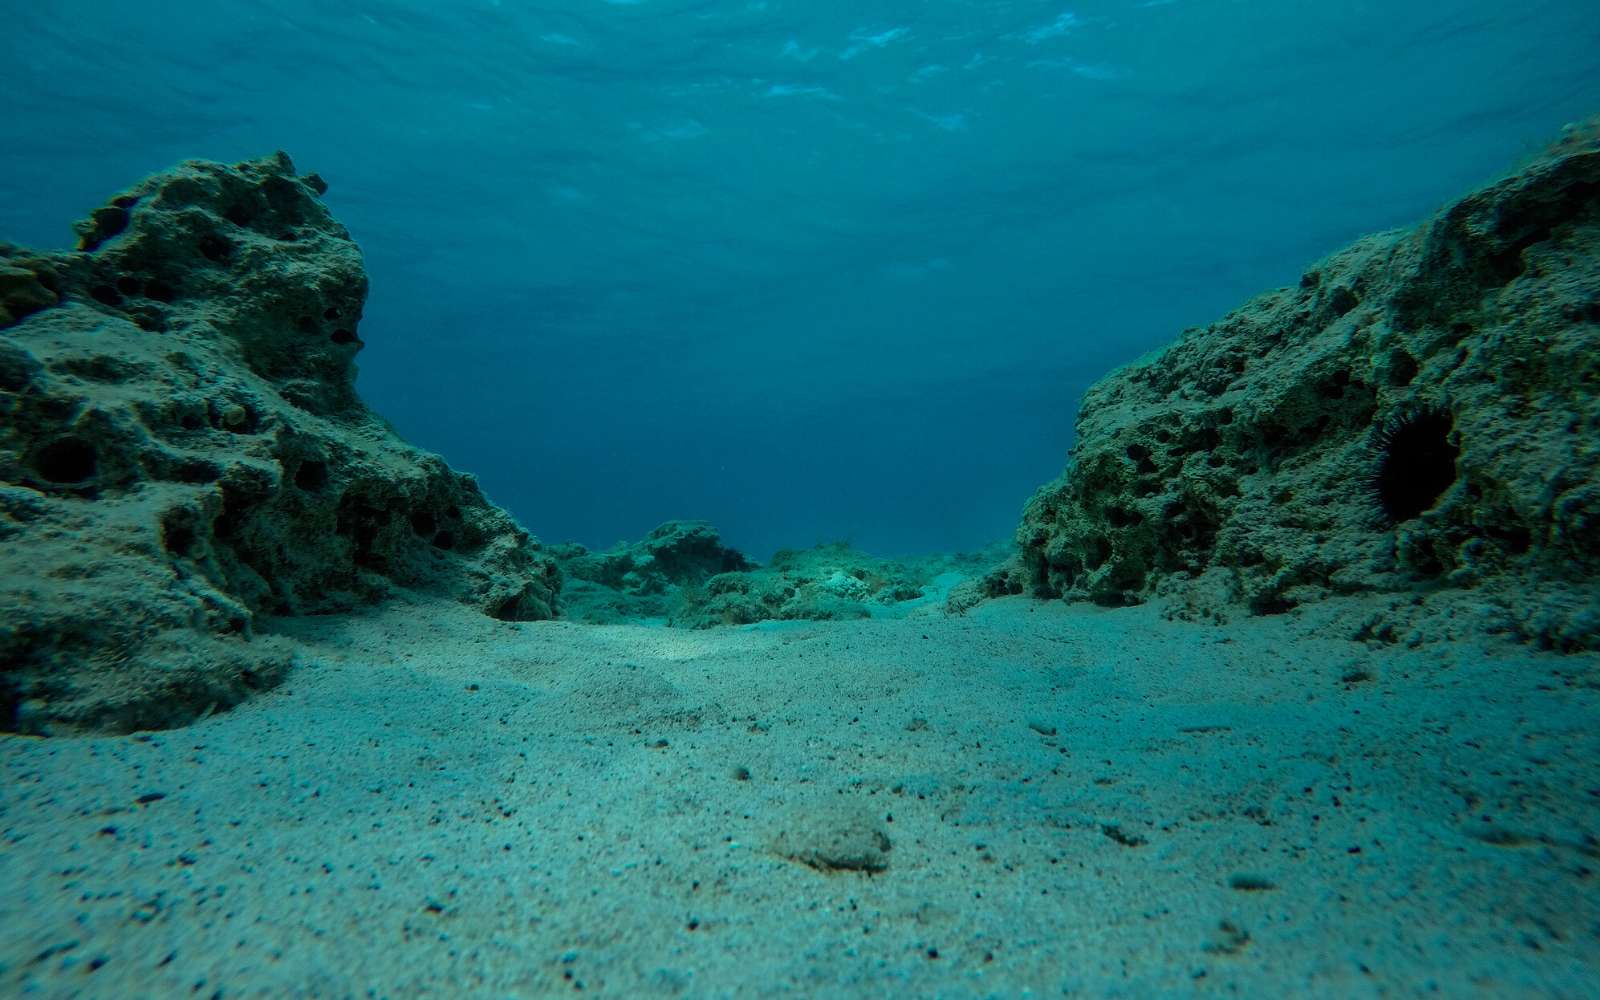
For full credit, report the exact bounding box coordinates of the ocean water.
[3,0,1596,558]
[5,7,1600,995]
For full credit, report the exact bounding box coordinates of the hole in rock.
[1105,506,1142,528]
[1369,406,1460,525]
[0,355,32,391]
[175,460,222,484]
[336,496,393,569]
[161,513,197,556]
[294,460,329,492]
[1189,427,1222,452]
[1389,351,1419,386]
[214,483,266,541]
[488,596,524,621]
[79,206,131,250]
[1317,369,1352,399]
[143,279,176,303]
[198,234,234,263]
[35,437,98,484]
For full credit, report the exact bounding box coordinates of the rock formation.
[553,521,965,627]
[552,520,754,623]
[1016,122,1600,649]
[676,542,931,629]
[1,153,560,733]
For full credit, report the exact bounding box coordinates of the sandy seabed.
[3,594,1597,998]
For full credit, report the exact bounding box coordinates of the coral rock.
[1017,122,1600,648]
[0,153,559,733]
[555,524,957,628]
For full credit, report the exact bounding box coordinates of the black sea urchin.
[1367,404,1460,525]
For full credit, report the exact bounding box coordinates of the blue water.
[2,1,1595,558]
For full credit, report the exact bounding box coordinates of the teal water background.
[2,1,1595,556]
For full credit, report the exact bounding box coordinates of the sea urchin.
[1367,404,1460,525]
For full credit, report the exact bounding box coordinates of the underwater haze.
[2,0,1596,557]
[7,3,1600,994]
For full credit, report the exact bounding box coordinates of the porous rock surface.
[1017,123,1600,649]
[1,153,559,733]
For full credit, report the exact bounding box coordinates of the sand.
[3,594,1597,997]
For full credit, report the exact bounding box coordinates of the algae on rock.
[1014,121,1600,649]
[0,153,560,733]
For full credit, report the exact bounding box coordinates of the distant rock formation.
[557,520,754,595]
[552,520,963,627]
[1016,121,1600,649]
[0,153,560,733]
[674,542,931,629]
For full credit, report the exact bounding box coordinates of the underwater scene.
[2,0,1599,996]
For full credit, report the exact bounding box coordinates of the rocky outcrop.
[1017,121,1600,649]
[553,521,755,623]
[1,153,560,733]
[677,542,931,629]
[554,521,966,628]
[557,520,753,592]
